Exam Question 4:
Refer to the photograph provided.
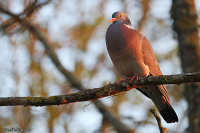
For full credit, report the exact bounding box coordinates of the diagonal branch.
[0,0,50,33]
[150,109,167,133]
[0,6,133,133]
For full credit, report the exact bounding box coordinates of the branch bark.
[0,72,199,106]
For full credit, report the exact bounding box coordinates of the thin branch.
[0,6,133,133]
[0,0,50,33]
[150,109,167,133]
[0,72,199,106]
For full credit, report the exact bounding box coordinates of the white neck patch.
[124,24,134,29]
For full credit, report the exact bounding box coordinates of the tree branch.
[0,72,199,106]
[150,109,167,133]
[0,6,133,133]
[0,0,50,33]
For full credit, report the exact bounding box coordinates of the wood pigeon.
[106,11,178,123]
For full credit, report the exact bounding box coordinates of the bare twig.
[0,0,50,33]
[150,109,167,133]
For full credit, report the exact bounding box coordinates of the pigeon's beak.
[109,18,116,23]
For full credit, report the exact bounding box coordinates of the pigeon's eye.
[119,15,121,17]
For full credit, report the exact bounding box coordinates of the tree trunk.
[171,0,200,132]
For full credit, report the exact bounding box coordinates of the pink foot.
[128,76,139,83]
[116,79,126,85]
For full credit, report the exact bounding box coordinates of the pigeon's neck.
[124,18,131,25]
[123,19,134,29]
[113,18,132,26]
[124,24,134,29]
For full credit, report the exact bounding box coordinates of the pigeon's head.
[109,12,131,25]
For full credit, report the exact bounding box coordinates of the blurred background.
[0,0,199,133]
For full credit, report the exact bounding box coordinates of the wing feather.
[141,36,170,103]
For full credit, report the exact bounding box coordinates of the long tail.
[159,102,178,123]
[137,86,178,123]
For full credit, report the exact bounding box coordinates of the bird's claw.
[128,76,139,83]
[116,79,126,85]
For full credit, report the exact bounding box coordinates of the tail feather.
[159,103,178,123]
[137,86,178,123]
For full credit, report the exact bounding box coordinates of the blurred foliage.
[0,0,187,133]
